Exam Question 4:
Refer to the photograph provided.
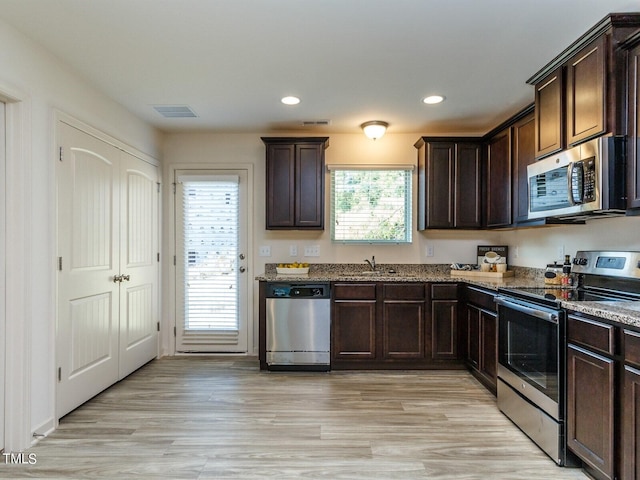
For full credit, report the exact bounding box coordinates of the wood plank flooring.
[0,356,589,479]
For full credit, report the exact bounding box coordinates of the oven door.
[495,296,563,421]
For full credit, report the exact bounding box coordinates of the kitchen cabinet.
[332,282,427,367]
[528,14,640,159]
[623,329,640,479]
[627,36,640,210]
[566,314,616,480]
[331,283,378,362]
[511,112,536,223]
[485,128,512,228]
[415,138,482,229]
[464,286,497,394]
[430,283,461,361]
[261,137,329,230]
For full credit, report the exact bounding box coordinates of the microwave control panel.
[582,158,596,202]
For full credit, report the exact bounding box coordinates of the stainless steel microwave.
[527,136,626,221]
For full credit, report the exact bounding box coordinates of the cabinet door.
[512,114,535,223]
[535,67,564,158]
[295,143,324,228]
[426,142,454,228]
[486,129,512,228]
[332,300,377,361]
[628,41,640,210]
[566,36,606,146]
[431,299,458,360]
[382,300,425,360]
[466,306,480,370]
[265,143,295,228]
[566,344,615,480]
[480,310,497,386]
[454,143,482,228]
[624,365,640,480]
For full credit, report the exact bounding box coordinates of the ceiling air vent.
[152,105,198,118]
[301,120,331,126]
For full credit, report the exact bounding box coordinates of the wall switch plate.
[513,246,519,258]
[258,246,271,257]
[304,245,320,257]
[426,245,434,257]
[289,245,298,257]
[557,245,565,259]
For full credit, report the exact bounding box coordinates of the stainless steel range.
[495,251,640,467]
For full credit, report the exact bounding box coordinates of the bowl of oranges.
[276,262,310,275]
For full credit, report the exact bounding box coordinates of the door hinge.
[57,367,61,382]
[157,182,161,193]
[157,252,160,262]
[58,257,63,271]
[173,326,176,337]
[173,255,176,266]
[172,183,176,194]
[157,322,160,332]
[59,146,63,162]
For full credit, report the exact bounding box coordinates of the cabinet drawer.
[465,286,496,311]
[431,283,458,300]
[383,283,425,300]
[625,329,640,369]
[333,283,377,300]
[567,315,615,356]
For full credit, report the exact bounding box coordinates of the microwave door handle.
[567,162,576,205]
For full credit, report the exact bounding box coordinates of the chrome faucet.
[364,256,376,271]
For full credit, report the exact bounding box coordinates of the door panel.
[0,101,5,450]
[119,152,158,378]
[57,123,120,417]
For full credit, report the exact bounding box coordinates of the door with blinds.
[175,170,249,353]
[57,122,159,418]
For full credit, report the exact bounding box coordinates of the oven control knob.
[573,257,588,266]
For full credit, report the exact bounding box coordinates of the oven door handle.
[495,297,559,324]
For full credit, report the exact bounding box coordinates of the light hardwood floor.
[0,356,589,479]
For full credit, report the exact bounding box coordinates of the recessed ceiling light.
[281,96,301,105]
[423,95,445,105]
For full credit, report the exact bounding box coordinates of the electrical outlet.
[289,245,298,257]
[258,246,271,257]
[426,245,434,257]
[304,245,320,257]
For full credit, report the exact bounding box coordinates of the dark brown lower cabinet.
[566,314,616,480]
[331,282,464,369]
[430,283,460,361]
[624,329,640,479]
[464,286,497,394]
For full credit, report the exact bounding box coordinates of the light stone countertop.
[256,263,640,329]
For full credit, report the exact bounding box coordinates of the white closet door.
[56,123,120,418]
[118,151,159,378]
[0,101,5,450]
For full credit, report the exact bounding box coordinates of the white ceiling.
[0,0,638,135]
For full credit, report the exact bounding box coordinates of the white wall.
[0,19,162,446]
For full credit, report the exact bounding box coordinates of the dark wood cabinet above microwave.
[528,13,640,160]
[261,137,329,230]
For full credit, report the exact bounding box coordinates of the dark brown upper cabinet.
[528,13,640,159]
[627,33,640,210]
[485,129,512,228]
[534,67,564,158]
[261,137,329,230]
[512,113,536,223]
[415,138,482,230]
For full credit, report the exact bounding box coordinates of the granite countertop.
[256,263,640,329]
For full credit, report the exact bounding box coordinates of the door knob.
[239,266,246,273]
[239,253,245,260]
[122,274,130,281]
[113,274,123,283]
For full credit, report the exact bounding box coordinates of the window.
[330,167,412,243]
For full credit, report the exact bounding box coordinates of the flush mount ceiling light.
[361,121,388,140]
[423,95,445,105]
[281,96,301,105]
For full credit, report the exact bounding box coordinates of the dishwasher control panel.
[266,283,330,299]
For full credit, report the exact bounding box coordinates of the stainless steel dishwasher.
[265,283,330,370]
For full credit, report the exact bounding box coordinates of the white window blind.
[330,168,412,244]
[179,176,239,331]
